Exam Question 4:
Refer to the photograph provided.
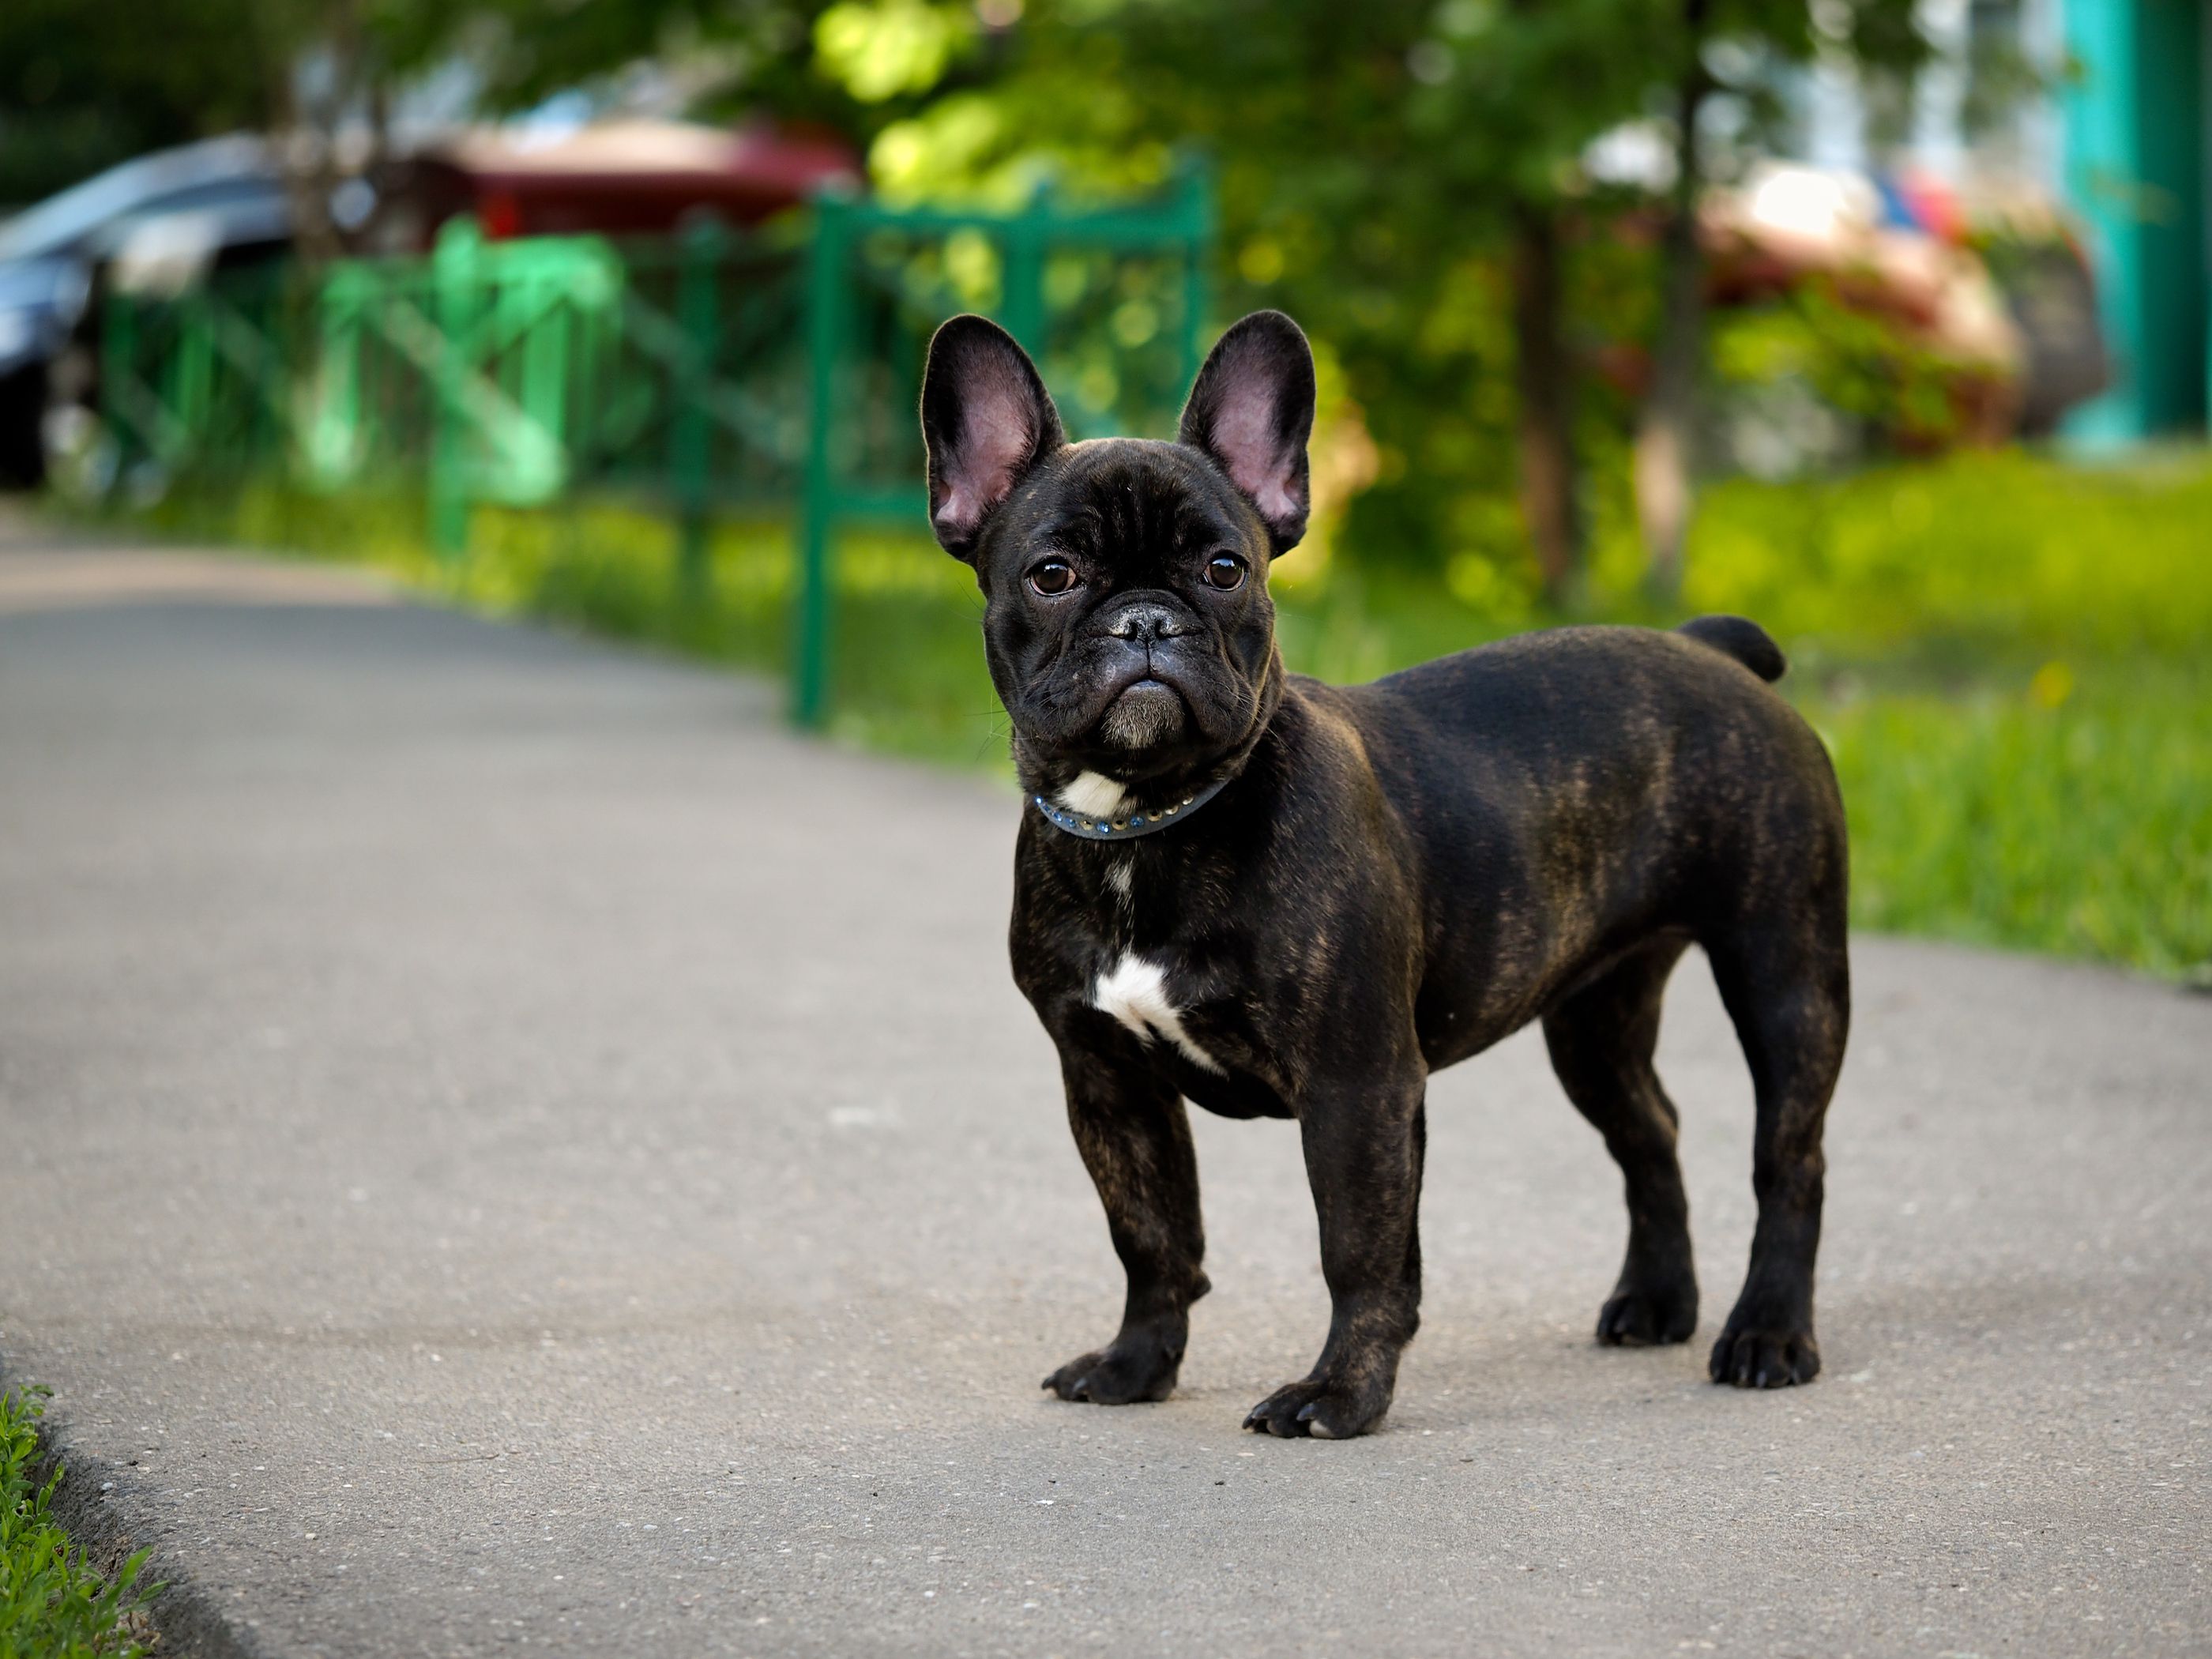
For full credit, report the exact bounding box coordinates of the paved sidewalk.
[1,520,2206,1657]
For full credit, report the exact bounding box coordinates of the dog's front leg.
[1041,1048,1209,1407]
[1246,1069,1427,1439]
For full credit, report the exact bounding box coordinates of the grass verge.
[96,447,2212,980]
[1,1388,160,1659]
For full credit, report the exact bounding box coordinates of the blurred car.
[1699,162,2109,446]
[360,118,861,251]
[0,135,291,487]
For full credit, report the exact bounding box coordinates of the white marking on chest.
[1057,770,1131,820]
[1091,954,1224,1074]
[1104,858,1133,901]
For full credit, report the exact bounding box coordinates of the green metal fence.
[100,170,1216,725]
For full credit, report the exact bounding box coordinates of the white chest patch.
[1104,858,1133,901]
[1090,954,1224,1074]
[1057,770,1131,821]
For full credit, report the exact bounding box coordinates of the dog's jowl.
[920,310,1849,1439]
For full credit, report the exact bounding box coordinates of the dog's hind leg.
[1702,911,1850,1388]
[1544,938,1700,1348]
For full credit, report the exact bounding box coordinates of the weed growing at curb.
[1,1388,162,1659]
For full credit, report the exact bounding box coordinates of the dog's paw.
[1596,1277,1698,1347]
[1707,1322,1820,1388]
[1041,1335,1180,1405]
[1241,1374,1391,1440]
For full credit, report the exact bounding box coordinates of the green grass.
[101,446,2212,980]
[1819,667,2211,977]
[1,1389,160,1659]
[1666,447,2212,661]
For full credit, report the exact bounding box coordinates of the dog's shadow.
[1122,1262,2124,1443]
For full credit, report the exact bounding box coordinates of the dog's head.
[920,310,1315,795]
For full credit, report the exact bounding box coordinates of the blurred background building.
[1786,0,2205,443]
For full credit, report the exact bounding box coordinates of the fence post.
[429,216,481,562]
[100,292,138,477]
[515,252,577,502]
[308,269,362,487]
[793,194,851,730]
[999,195,1048,356]
[1177,164,1215,395]
[673,215,727,607]
[169,293,214,462]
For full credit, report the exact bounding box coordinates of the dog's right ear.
[920,315,1066,561]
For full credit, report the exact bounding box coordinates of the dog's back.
[1307,618,1845,1062]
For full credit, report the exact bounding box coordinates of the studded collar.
[1029,773,1233,841]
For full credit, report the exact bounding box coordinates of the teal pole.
[794,195,852,729]
[429,216,481,560]
[309,269,363,486]
[100,292,137,472]
[1178,162,1217,395]
[2061,0,2209,445]
[673,216,727,606]
[999,208,1048,357]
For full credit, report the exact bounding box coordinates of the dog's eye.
[1203,554,1247,592]
[1028,559,1080,596]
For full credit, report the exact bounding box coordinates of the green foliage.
[0,1389,162,1659]
[845,0,1931,581]
[405,0,860,130]
[1711,284,1977,449]
[0,0,858,213]
[816,0,977,103]
[0,0,273,204]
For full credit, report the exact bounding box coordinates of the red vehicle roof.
[392,119,862,244]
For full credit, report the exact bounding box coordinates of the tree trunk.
[1510,198,1582,608]
[261,0,359,268]
[1635,0,1711,597]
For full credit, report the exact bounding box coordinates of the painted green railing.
[100,171,1216,724]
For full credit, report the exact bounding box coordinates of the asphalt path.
[2,517,2206,1657]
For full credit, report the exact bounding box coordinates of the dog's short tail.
[1676,614,1785,683]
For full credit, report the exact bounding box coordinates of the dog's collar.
[1030,774,1232,841]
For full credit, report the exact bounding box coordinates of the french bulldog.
[920,309,1849,1439]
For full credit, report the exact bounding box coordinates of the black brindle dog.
[920,310,1849,1439]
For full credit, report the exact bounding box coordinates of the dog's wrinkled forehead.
[999,439,1261,575]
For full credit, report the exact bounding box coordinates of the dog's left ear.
[1178,310,1316,555]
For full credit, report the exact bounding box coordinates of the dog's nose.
[1104,603,1188,645]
